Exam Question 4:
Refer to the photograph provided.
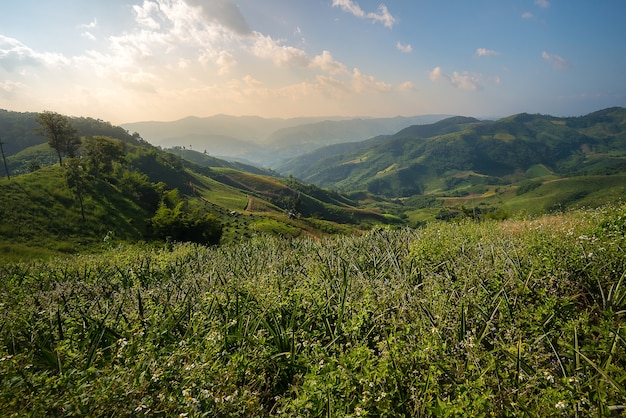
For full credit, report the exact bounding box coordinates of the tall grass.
[1,205,625,416]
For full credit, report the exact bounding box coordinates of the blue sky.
[1,0,625,124]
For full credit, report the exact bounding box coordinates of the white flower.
[555,400,567,409]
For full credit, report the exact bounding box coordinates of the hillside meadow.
[1,205,625,416]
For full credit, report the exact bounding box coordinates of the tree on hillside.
[84,136,125,177]
[35,111,81,166]
[64,158,88,221]
[150,190,223,245]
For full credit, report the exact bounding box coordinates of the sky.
[1,0,625,124]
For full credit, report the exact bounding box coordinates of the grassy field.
[1,205,625,416]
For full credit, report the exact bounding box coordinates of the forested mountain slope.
[277,108,626,198]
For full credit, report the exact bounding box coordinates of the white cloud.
[216,50,237,75]
[398,81,415,92]
[78,19,98,29]
[521,12,534,19]
[132,1,161,30]
[396,42,412,53]
[351,68,392,93]
[429,66,482,91]
[476,48,499,57]
[310,50,348,75]
[0,35,70,71]
[332,0,396,28]
[535,0,550,8]
[542,51,570,70]
[316,74,351,97]
[252,34,310,68]
[81,32,97,41]
[0,0,407,121]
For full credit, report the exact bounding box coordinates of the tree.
[150,191,223,245]
[35,111,81,166]
[64,158,88,221]
[84,136,125,177]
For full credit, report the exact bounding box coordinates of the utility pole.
[0,138,9,180]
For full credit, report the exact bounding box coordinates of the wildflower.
[179,413,188,418]
[543,370,554,383]
[555,400,567,409]
[0,355,13,362]
[135,403,148,412]
[466,336,475,348]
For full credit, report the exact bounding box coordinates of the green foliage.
[516,180,542,195]
[84,136,125,177]
[35,111,81,166]
[150,191,223,245]
[0,207,624,415]
[280,108,626,198]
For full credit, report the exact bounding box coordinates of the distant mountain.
[121,114,452,165]
[277,108,626,197]
[263,115,452,161]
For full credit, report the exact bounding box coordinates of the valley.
[1,107,625,258]
[1,107,626,415]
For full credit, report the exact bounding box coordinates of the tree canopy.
[35,111,81,166]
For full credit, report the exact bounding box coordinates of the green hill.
[0,112,396,260]
[277,108,626,205]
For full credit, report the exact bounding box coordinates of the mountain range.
[276,108,626,198]
[120,114,451,165]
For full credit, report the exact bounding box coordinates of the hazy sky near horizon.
[1,0,625,124]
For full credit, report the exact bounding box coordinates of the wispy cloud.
[252,34,310,68]
[429,66,483,91]
[397,81,415,92]
[535,0,550,8]
[0,35,70,71]
[78,19,98,29]
[311,50,348,75]
[332,0,396,28]
[521,12,534,19]
[396,41,412,53]
[542,51,570,70]
[216,50,236,75]
[0,80,25,98]
[352,68,393,93]
[476,48,499,57]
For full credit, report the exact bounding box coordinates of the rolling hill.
[277,108,626,200]
[0,113,396,259]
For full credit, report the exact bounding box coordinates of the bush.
[150,192,222,245]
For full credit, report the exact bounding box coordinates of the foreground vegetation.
[1,205,625,416]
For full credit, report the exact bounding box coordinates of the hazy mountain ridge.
[120,114,453,165]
